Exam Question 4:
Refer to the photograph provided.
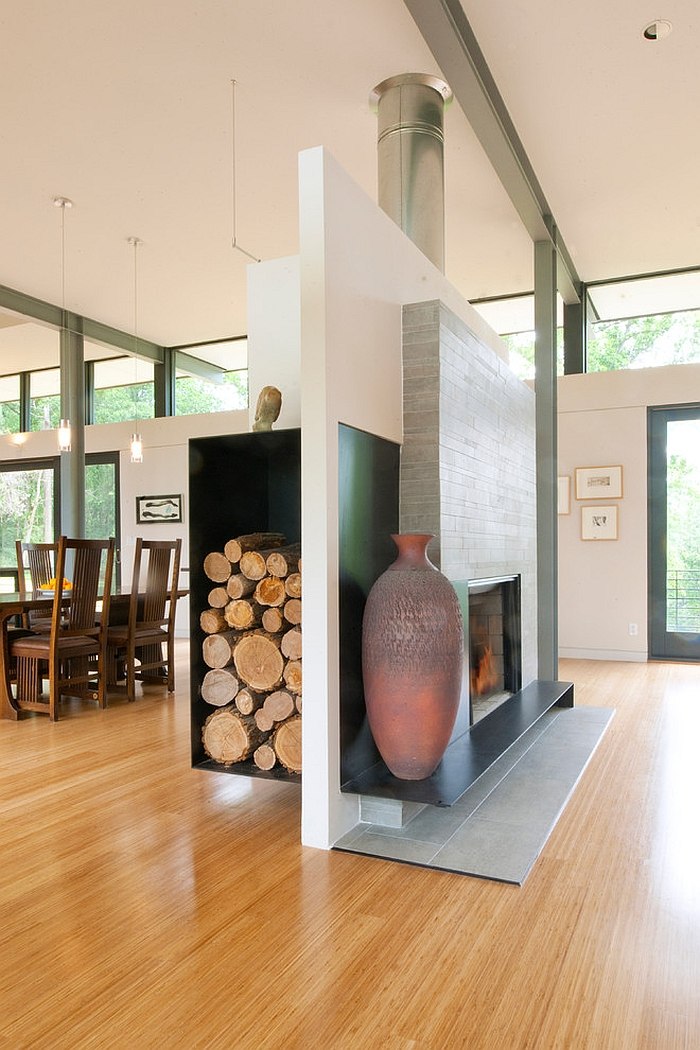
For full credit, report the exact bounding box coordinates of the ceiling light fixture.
[128,236,144,464]
[643,19,672,40]
[230,79,260,263]
[54,196,74,452]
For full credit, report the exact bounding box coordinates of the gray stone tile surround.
[335,707,614,884]
[400,300,538,686]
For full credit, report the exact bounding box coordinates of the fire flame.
[470,644,499,697]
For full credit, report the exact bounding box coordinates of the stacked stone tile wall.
[401,300,538,685]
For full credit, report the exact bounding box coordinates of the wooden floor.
[1,649,699,1049]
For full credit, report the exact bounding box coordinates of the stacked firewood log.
[199,532,302,775]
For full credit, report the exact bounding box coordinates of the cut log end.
[284,572,302,599]
[253,743,277,771]
[200,608,228,635]
[254,577,287,607]
[280,627,302,660]
[282,598,302,626]
[262,607,285,633]
[201,668,239,706]
[203,551,231,583]
[224,599,262,631]
[224,533,287,565]
[263,689,296,723]
[202,632,238,669]
[273,715,302,774]
[233,633,284,692]
[202,709,265,765]
[283,659,302,694]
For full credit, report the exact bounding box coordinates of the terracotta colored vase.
[361,533,464,780]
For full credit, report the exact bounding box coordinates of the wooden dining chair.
[15,540,57,630]
[107,538,181,702]
[10,536,115,720]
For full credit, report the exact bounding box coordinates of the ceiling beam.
[403,0,581,304]
[0,282,164,363]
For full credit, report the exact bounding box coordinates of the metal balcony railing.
[667,569,700,632]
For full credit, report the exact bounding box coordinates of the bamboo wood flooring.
[1,648,699,1049]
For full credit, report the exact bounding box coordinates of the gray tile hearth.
[334,706,614,884]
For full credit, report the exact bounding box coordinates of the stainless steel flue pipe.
[370,73,452,272]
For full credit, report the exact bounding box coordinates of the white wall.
[247,256,301,429]
[558,362,700,660]
[297,146,503,850]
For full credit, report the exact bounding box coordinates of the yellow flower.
[40,577,72,591]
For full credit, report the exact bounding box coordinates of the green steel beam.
[0,282,164,363]
[59,325,86,538]
[403,0,581,304]
[19,372,30,433]
[563,299,586,374]
[534,239,558,679]
[174,350,226,383]
[155,348,177,417]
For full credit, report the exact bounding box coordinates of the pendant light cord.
[54,196,73,452]
[231,79,260,263]
[128,236,142,422]
[60,203,66,324]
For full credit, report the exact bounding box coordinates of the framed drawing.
[136,494,183,524]
[575,465,623,500]
[581,505,618,541]
[558,476,571,515]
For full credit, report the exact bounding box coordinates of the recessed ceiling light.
[643,19,672,41]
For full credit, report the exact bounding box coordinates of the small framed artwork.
[136,493,183,524]
[558,476,571,515]
[575,465,623,500]
[581,505,618,541]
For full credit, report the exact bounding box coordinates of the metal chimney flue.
[370,73,452,272]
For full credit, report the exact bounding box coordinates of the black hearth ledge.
[341,679,574,808]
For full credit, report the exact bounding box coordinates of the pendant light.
[128,236,143,463]
[54,196,73,452]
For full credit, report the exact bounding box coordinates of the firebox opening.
[468,576,522,724]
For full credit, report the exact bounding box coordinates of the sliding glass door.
[649,405,700,660]
[0,459,58,591]
[85,453,121,588]
[0,453,120,590]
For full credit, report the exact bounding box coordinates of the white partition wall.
[297,147,503,849]
[247,256,301,429]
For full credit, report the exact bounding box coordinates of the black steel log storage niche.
[189,429,302,782]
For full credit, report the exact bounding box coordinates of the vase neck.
[391,533,434,569]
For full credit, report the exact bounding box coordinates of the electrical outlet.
[628,623,638,636]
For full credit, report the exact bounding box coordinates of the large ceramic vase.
[361,533,464,780]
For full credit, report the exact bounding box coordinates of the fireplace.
[468,576,522,724]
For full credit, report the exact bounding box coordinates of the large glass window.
[30,368,61,430]
[93,357,155,424]
[587,272,700,372]
[175,370,248,413]
[587,309,700,372]
[174,338,248,415]
[472,294,564,380]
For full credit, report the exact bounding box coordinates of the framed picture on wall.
[581,505,618,541]
[575,465,623,500]
[136,493,183,524]
[558,476,571,515]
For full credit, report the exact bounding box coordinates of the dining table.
[0,588,188,720]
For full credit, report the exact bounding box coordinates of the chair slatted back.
[52,537,115,642]
[129,538,181,631]
[16,541,56,595]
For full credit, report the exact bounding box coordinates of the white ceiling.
[0,0,697,370]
